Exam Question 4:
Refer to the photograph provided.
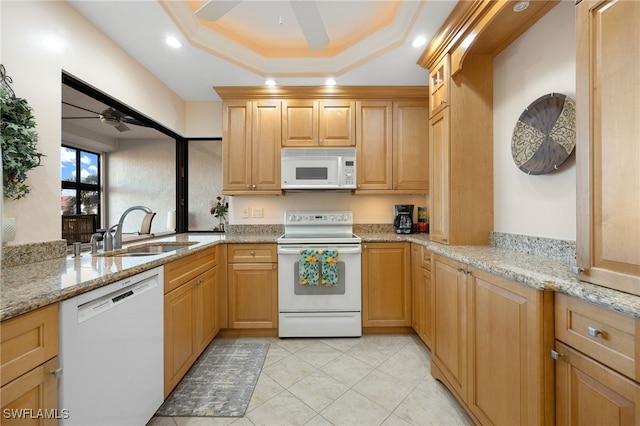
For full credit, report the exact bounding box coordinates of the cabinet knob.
[252,184,256,189]
[195,280,203,286]
[250,251,255,256]
[442,238,448,243]
[246,184,250,188]
[440,100,447,105]
[588,327,603,338]
[50,368,63,378]
[571,266,585,275]
[550,350,564,360]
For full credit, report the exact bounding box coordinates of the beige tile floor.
[148,334,473,426]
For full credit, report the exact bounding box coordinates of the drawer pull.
[588,327,603,338]
[551,350,564,360]
[249,251,255,256]
[50,368,63,378]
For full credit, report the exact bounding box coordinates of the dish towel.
[321,249,339,286]
[299,249,320,286]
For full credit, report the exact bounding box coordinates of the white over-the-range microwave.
[281,147,356,190]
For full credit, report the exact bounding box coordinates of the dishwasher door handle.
[277,246,361,255]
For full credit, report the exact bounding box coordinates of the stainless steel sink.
[97,241,198,257]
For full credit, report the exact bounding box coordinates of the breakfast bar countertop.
[1,232,638,321]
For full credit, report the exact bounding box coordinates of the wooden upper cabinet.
[356,101,393,190]
[282,100,355,147]
[429,108,450,244]
[575,0,640,296]
[222,100,281,194]
[222,101,251,193]
[429,54,450,117]
[393,101,429,192]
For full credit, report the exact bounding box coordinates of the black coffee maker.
[393,204,414,234]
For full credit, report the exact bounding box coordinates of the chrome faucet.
[109,206,153,250]
[89,232,103,254]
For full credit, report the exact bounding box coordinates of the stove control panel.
[284,211,353,225]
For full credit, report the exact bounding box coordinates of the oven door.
[277,244,361,312]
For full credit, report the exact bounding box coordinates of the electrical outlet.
[253,207,263,218]
[241,207,250,218]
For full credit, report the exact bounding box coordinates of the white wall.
[493,1,576,241]
[0,1,216,244]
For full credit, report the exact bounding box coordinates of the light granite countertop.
[1,232,638,321]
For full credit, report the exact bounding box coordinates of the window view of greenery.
[61,146,101,243]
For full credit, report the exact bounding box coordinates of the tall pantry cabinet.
[427,54,493,245]
[575,0,640,297]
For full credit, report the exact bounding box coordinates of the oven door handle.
[277,245,361,255]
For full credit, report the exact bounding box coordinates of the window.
[61,145,101,219]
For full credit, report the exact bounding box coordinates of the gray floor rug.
[156,340,270,417]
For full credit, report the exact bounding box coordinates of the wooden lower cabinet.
[0,304,59,425]
[431,254,554,425]
[0,358,59,426]
[227,244,278,329]
[227,263,278,328]
[411,243,433,348]
[362,242,411,328]
[431,254,468,400]
[468,268,554,425]
[555,341,640,425]
[164,247,221,397]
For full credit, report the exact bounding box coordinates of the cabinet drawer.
[555,293,639,381]
[420,247,432,271]
[228,244,276,263]
[0,304,58,387]
[165,246,218,294]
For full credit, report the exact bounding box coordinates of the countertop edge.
[2,233,638,321]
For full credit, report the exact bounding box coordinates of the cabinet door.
[429,108,450,244]
[252,101,281,191]
[356,101,393,190]
[576,0,640,296]
[318,100,355,146]
[282,100,318,146]
[468,268,553,426]
[429,54,450,117]
[222,101,252,192]
[431,254,467,401]
[228,263,278,329]
[555,341,640,425]
[392,101,429,191]
[411,244,433,349]
[164,283,196,397]
[0,358,58,426]
[362,242,411,327]
[194,266,218,353]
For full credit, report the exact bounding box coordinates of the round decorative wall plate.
[511,93,576,175]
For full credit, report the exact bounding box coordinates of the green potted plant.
[1,64,44,242]
[1,76,43,199]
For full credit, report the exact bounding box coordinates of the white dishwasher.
[59,266,164,426]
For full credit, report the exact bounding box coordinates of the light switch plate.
[253,207,263,218]
[241,207,250,218]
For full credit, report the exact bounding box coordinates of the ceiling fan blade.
[62,101,101,116]
[114,122,131,132]
[290,0,329,51]
[62,116,99,120]
[195,0,241,21]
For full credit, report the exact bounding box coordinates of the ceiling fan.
[62,101,150,133]
[195,0,330,51]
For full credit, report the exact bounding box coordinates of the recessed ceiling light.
[325,78,337,86]
[265,79,276,87]
[165,36,182,48]
[412,36,427,48]
[513,1,529,12]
